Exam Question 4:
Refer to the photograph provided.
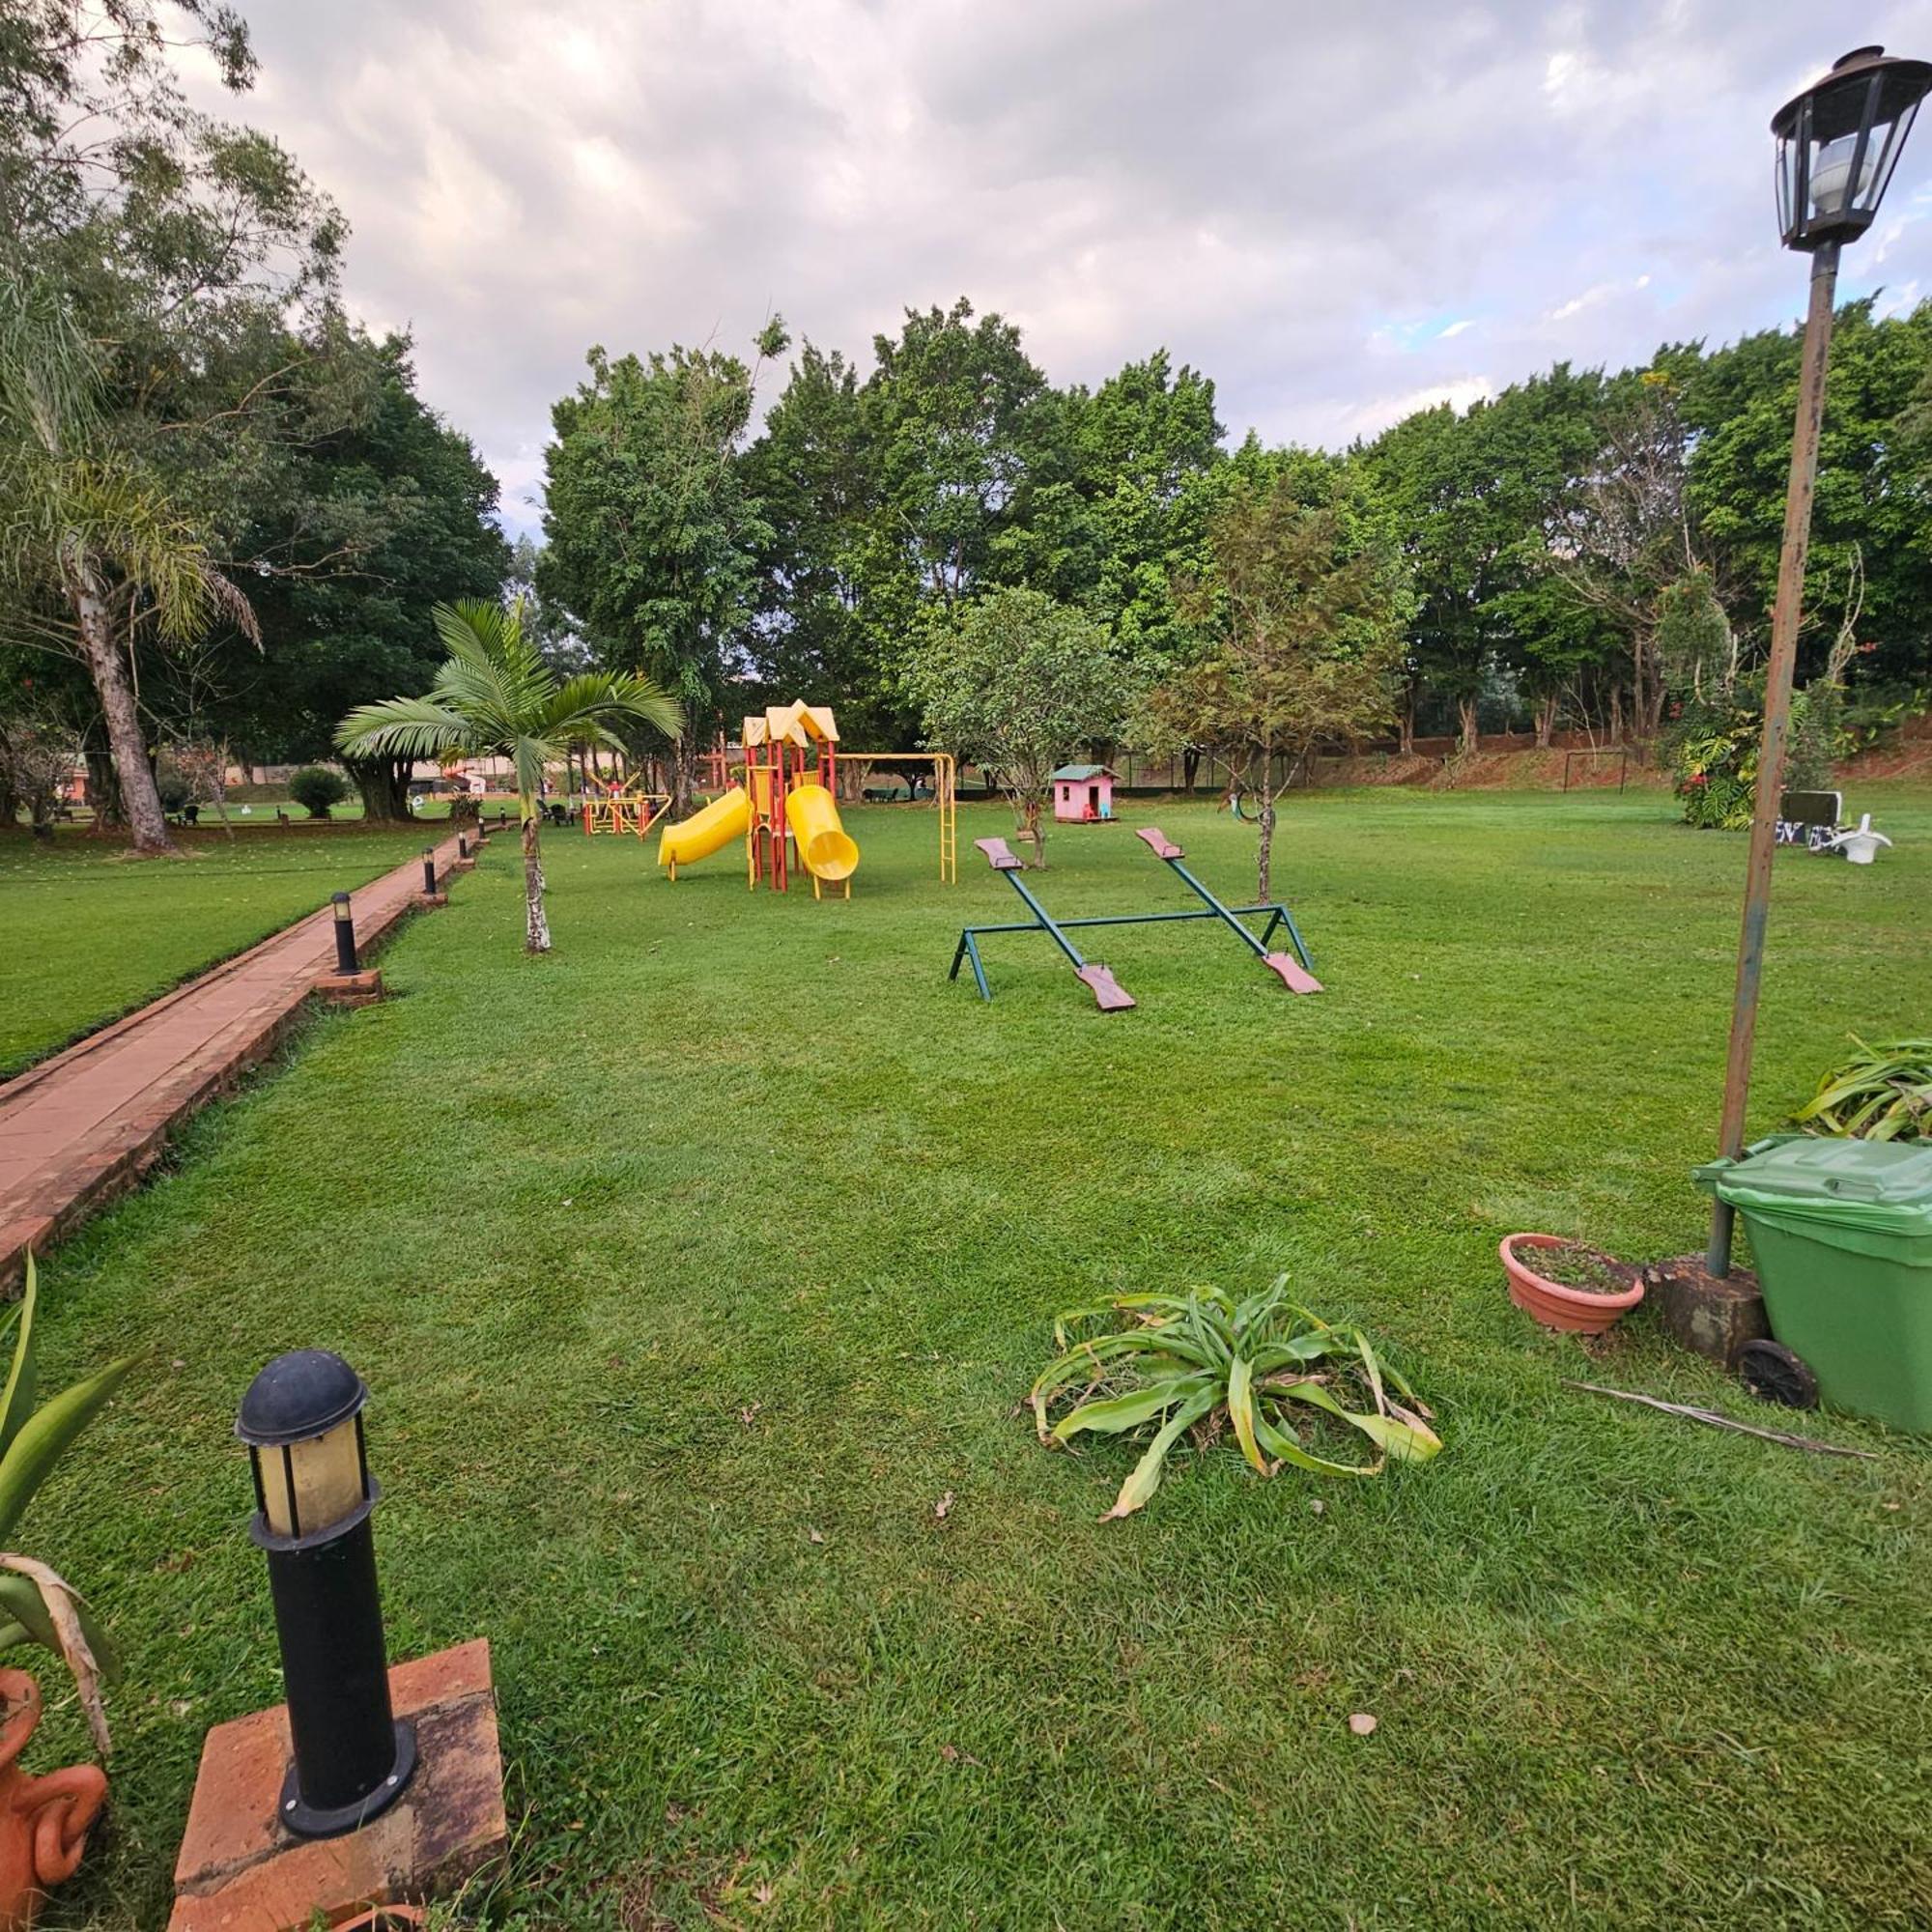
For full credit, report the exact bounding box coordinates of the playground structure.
[951,825,1321,1011]
[582,774,668,838]
[1051,763,1117,823]
[658,701,858,897]
[655,703,960,894]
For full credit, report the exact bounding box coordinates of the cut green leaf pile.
[1030,1279,1441,1518]
[1795,1036,1932,1142]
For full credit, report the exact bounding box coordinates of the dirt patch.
[1520,1241,1636,1294]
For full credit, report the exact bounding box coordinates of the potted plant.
[0,1258,134,1931]
[1501,1235,1644,1336]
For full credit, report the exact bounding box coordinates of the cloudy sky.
[185,1,1932,538]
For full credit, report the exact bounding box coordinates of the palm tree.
[337,599,682,951]
[0,275,258,855]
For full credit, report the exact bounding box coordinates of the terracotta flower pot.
[1501,1234,1644,1337]
[0,1669,105,1932]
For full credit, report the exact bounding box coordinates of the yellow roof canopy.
[745,700,838,750]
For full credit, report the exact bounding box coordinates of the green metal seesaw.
[949,828,1322,1010]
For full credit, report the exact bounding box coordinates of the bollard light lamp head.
[237,1350,372,1545]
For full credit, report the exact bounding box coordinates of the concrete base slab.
[169,1638,505,1932]
[315,970,384,1008]
[1643,1253,1768,1370]
[449,859,476,873]
[414,892,448,910]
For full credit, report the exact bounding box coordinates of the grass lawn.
[26,784,1932,1929]
[0,824,448,1076]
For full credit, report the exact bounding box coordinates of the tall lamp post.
[1706,45,1932,1276]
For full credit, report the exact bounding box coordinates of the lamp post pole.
[1705,240,1840,1276]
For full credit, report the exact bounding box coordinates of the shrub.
[288,765,349,819]
[153,756,193,816]
[1666,704,1759,829]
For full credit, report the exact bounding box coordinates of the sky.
[183,0,1932,540]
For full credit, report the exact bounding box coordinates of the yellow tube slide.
[785,783,860,883]
[658,786,750,874]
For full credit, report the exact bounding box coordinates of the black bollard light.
[457,832,469,861]
[421,849,437,895]
[237,1351,417,1837]
[331,893,358,976]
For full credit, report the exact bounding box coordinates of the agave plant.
[0,1258,135,1754]
[1795,1037,1932,1143]
[1030,1280,1441,1520]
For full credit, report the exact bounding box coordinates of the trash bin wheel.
[1738,1339,1819,1410]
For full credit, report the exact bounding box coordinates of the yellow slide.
[785,783,860,893]
[658,785,750,878]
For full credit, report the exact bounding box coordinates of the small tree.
[288,765,347,818]
[337,599,682,952]
[1141,480,1407,899]
[0,714,75,839]
[904,587,1134,867]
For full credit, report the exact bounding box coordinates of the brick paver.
[0,831,478,1287]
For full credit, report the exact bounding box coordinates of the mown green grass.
[25,784,1932,1929]
[0,825,442,1075]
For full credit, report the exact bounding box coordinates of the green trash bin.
[1694,1137,1932,1431]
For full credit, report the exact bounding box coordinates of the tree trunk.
[1019,793,1046,868]
[1535,692,1557,749]
[668,737,697,819]
[82,741,120,829]
[1398,688,1416,755]
[1256,792,1275,901]
[67,561,174,855]
[1457,694,1480,755]
[1608,684,1625,746]
[521,800,551,952]
[1181,747,1200,794]
[348,754,412,822]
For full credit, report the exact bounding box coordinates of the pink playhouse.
[1050,764,1117,823]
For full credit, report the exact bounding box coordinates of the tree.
[742,342,889,732]
[860,299,1045,609]
[1360,365,1607,752]
[0,0,355,852]
[336,600,683,952]
[539,324,785,810]
[0,707,73,837]
[1142,475,1408,898]
[0,276,258,854]
[208,335,511,819]
[1547,371,1702,742]
[903,586,1135,867]
[1688,300,1932,691]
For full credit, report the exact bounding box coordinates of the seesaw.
[949,827,1322,1010]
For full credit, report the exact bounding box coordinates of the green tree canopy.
[904,585,1138,867]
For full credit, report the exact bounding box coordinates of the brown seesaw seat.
[1136,826,1322,996]
[974,836,1024,870]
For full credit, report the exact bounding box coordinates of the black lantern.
[238,1350,416,1837]
[1774,45,1932,250]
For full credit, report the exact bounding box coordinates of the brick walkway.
[0,829,481,1288]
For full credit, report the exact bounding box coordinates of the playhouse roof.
[1049,764,1116,781]
[743,700,839,750]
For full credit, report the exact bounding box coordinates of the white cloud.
[175,1,1932,539]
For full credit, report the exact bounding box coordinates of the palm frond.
[334,695,472,762]
[542,670,685,745]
